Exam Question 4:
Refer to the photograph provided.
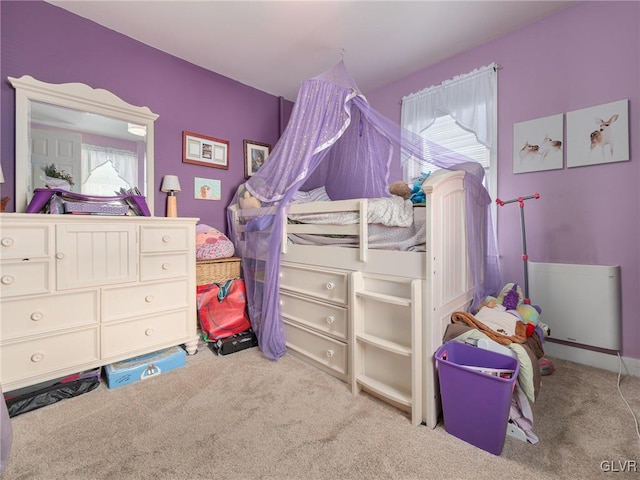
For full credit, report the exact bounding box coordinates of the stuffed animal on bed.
[388,172,431,204]
[389,181,412,200]
[237,184,262,210]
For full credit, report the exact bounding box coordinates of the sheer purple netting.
[227,61,501,360]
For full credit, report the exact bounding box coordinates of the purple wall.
[1,1,292,232]
[2,2,639,358]
[369,1,640,359]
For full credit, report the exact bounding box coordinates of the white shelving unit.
[351,271,423,425]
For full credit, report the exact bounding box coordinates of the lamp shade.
[0,164,4,184]
[161,175,181,193]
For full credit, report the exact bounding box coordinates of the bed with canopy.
[227,61,501,427]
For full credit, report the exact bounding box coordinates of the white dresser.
[0,213,199,393]
[279,262,350,382]
[278,260,424,425]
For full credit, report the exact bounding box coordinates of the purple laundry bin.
[435,341,519,455]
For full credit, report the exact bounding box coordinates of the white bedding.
[288,196,415,227]
[287,197,426,251]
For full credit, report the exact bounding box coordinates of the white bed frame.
[230,169,475,428]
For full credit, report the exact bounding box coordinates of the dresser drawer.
[102,279,190,322]
[0,224,51,260]
[101,309,190,358]
[280,290,347,341]
[1,290,98,340]
[0,328,99,385]
[280,263,348,305]
[140,253,190,281]
[140,226,190,253]
[284,320,347,377]
[0,260,51,298]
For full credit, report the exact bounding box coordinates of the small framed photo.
[243,139,271,178]
[194,177,221,201]
[183,131,229,170]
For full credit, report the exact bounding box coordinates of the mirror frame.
[9,75,159,214]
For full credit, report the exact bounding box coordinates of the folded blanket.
[474,307,519,337]
[450,311,528,345]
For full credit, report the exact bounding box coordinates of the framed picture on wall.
[243,139,271,178]
[513,114,564,174]
[566,99,629,168]
[194,177,221,200]
[182,131,229,169]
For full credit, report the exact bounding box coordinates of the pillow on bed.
[292,186,331,204]
[196,224,235,260]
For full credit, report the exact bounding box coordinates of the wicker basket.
[196,257,242,286]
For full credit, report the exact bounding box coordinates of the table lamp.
[161,175,181,217]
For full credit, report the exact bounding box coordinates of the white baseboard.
[544,342,640,377]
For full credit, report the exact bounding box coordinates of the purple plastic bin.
[435,341,519,455]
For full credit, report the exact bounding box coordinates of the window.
[83,160,130,195]
[401,63,498,218]
[81,145,138,196]
[421,114,491,192]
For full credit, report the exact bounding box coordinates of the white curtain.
[81,145,138,188]
[401,63,497,181]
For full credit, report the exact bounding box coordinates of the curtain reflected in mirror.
[29,101,146,197]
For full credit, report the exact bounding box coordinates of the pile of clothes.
[444,283,552,444]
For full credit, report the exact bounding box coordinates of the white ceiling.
[47,0,575,102]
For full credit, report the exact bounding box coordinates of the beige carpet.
[1,343,639,480]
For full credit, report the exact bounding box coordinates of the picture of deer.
[566,99,628,168]
[589,114,619,159]
[519,140,542,162]
[513,113,564,174]
[540,135,562,159]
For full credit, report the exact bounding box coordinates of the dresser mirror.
[9,75,158,214]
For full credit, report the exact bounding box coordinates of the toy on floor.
[539,357,555,376]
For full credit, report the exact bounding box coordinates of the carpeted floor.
[1,344,639,480]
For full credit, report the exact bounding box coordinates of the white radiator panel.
[528,261,621,351]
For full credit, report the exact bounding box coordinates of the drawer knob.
[326,349,335,358]
[30,312,44,321]
[145,328,155,336]
[326,282,335,290]
[1,275,14,285]
[326,315,335,324]
[162,235,171,243]
[1,237,14,247]
[145,295,154,303]
[31,353,44,363]
[55,253,65,260]
[161,263,170,270]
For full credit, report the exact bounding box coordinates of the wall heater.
[528,261,621,352]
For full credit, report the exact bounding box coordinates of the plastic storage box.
[104,346,186,389]
[435,341,519,455]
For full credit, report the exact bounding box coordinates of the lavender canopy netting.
[227,61,501,360]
